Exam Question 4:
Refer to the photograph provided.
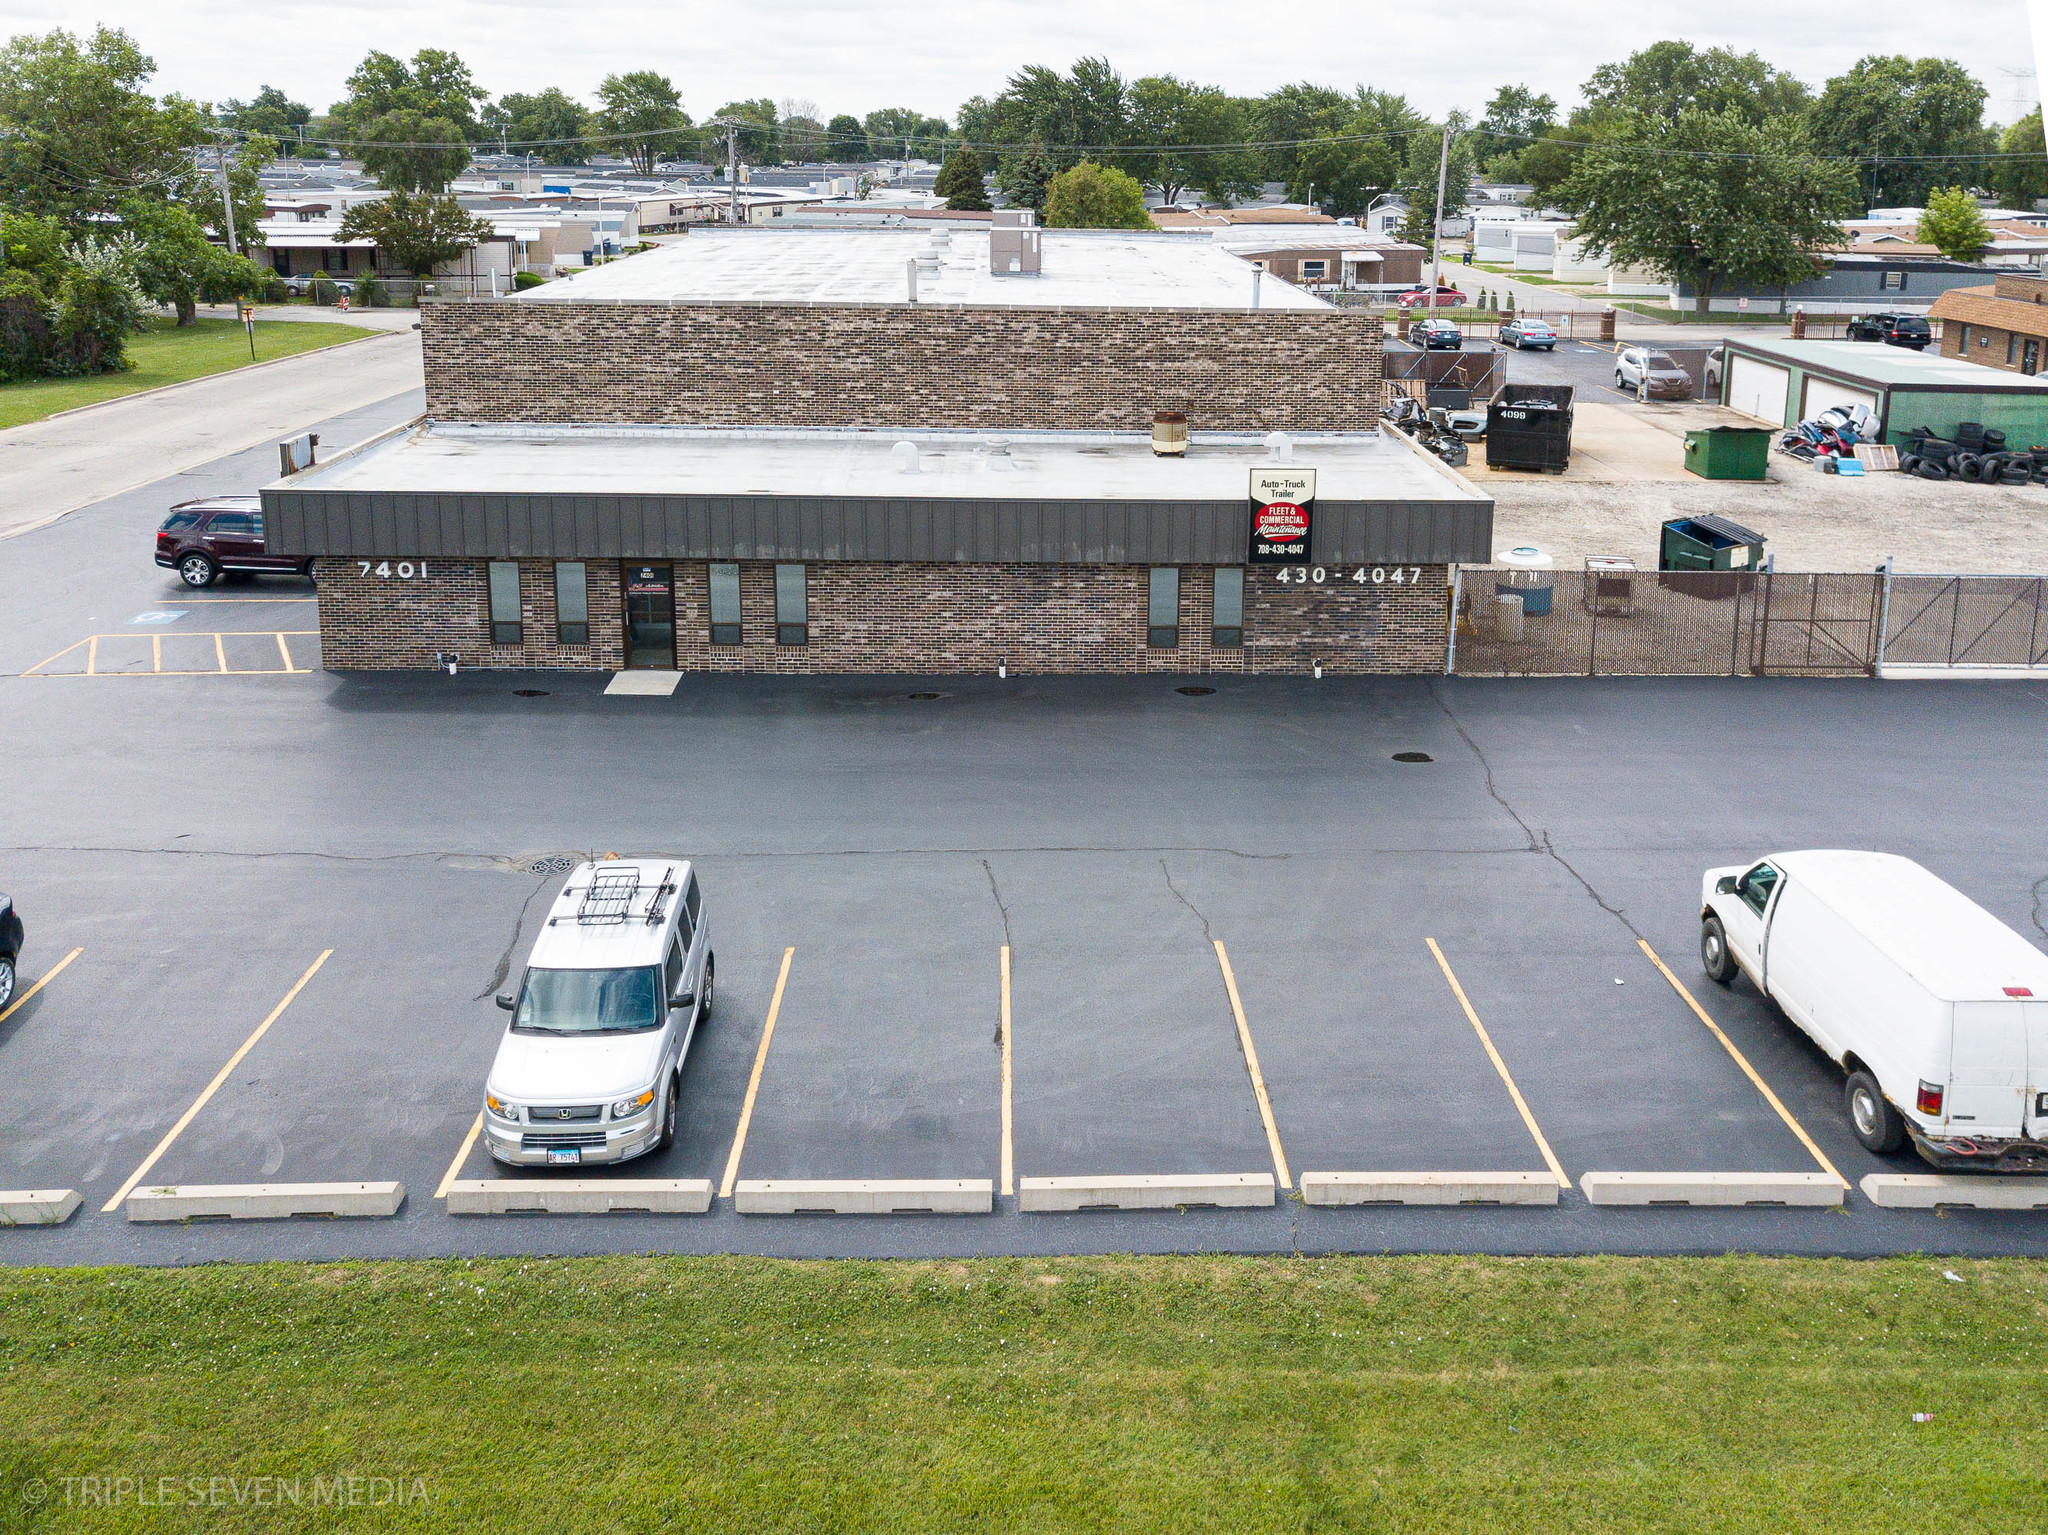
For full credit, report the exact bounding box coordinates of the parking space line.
[213,633,227,672]
[276,632,295,671]
[86,635,99,675]
[0,946,82,1027]
[718,946,795,1199]
[1212,940,1291,1190]
[1426,938,1571,1188]
[152,634,162,673]
[435,1113,484,1199]
[1637,939,1847,1188]
[101,950,333,1213]
[999,945,1014,1198]
[21,639,87,675]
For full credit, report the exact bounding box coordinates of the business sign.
[1247,467,1316,564]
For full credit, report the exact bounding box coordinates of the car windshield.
[514,966,662,1034]
[1648,354,1680,370]
[1896,317,1928,330]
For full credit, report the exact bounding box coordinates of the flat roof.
[287,423,1479,504]
[1728,337,2048,390]
[518,227,1329,310]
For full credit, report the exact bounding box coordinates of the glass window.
[1212,567,1244,649]
[554,562,588,645]
[2009,334,2020,365]
[684,873,702,922]
[1739,862,1780,917]
[488,561,522,646]
[775,563,808,646]
[664,938,685,1001]
[160,511,202,533]
[513,967,661,1034]
[1301,260,1327,279]
[674,900,694,952]
[1148,566,1180,649]
[207,513,254,536]
[709,562,742,646]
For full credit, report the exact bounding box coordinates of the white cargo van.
[1699,851,2048,1173]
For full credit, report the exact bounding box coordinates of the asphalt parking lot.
[4,395,2048,1265]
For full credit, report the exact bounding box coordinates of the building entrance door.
[2025,339,2040,377]
[622,563,675,668]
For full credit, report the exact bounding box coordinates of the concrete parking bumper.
[125,1182,406,1222]
[1301,1171,1560,1206]
[734,1179,992,1215]
[445,1179,714,1215]
[1860,1173,2048,1210]
[1581,1171,1845,1207]
[0,1190,82,1226]
[1018,1173,1275,1211]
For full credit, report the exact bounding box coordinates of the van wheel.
[698,955,714,1021]
[1700,917,1737,986]
[657,1074,679,1151]
[1846,1070,1906,1154]
[0,957,13,1011]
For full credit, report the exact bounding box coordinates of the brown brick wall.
[315,558,1447,675]
[422,301,1383,432]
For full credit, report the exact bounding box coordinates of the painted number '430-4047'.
[1272,566,1425,586]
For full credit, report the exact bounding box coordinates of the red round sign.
[1255,501,1310,541]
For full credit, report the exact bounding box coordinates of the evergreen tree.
[935,147,991,211]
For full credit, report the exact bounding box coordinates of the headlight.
[486,1094,521,1122]
[610,1089,656,1120]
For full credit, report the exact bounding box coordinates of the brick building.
[267,224,1492,676]
[1929,272,2048,376]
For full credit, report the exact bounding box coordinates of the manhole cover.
[1175,686,1216,696]
[906,691,943,700]
[1392,751,1434,763]
[513,688,551,698]
[525,855,578,875]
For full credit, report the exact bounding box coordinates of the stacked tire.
[1900,424,2045,486]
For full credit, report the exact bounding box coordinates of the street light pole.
[214,131,240,256]
[1428,122,1451,304]
[726,122,740,226]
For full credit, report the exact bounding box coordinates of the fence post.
[1874,558,1893,677]
[1446,566,1463,675]
[1946,576,1963,666]
[1752,572,1774,675]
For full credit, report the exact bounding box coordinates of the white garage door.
[1801,375,1879,422]
[1727,356,1790,424]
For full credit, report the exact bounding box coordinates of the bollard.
[1790,309,1807,339]
[1600,308,1617,342]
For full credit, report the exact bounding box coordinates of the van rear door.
[2026,1002,2048,1141]
[1949,1002,2029,1136]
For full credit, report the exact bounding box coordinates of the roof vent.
[1264,431,1294,462]
[892,440,921,473]
[982,436,1016,472]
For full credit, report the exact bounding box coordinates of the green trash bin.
[1683,425,1771,481]
[1660,515,1766,573]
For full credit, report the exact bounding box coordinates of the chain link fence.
[1881,576,2048,668]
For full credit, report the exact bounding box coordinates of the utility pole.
[726,121,740,226]
[213,131,239,256]
[1427,122,1451,304]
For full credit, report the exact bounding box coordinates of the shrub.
[1043,162,1154,229]
[310,275,339,306]
[354,273,388,307]
[50,258,144,376]
[0,269,51,381]
[513,270,546,290]
[252,269,289,303]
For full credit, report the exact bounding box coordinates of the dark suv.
[1847,311,1931,349]
[155,497,313,588]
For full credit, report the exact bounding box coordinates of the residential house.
[1928,271,2048,376]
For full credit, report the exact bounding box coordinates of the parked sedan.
[1407,317,1464,350]
[1846,311,1931,350]
[155,497,315,588]
[1497,317,1558,350]
[1614,347,1693,400]
[1395,284,1468,310]
[1705,346,1724,392]
[280,274,356,297]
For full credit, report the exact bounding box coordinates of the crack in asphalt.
[979,858,1015,950]
[1430,680,1642,939]
[2032,876,2048,945]
[477,872,554,1001]
[1158,857,1216,945]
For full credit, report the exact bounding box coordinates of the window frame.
[774,563,808,647]
[554,561,589,645]
[1738,862,1780,918]
[488,561,522,647]
[1148,566,1181,650]
[1300,259,1328,281]
[1211,566,1244,649]
[708,562,742,647]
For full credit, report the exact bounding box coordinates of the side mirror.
[1715,876,1738,895]
[496,993,516,1011]
[670,991,695,1011]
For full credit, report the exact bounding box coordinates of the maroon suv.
[155,497,314,588]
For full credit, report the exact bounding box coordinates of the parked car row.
[1846,311,1931,350]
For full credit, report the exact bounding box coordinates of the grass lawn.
[1,1253,2043,1532]
[0,317,375,431]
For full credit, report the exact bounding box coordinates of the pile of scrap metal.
[1382,395,1473,467]
[1895,422,2045,485]
[1776,402,1879,464]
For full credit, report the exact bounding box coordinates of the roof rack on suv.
[578,868,641,925]
[643,867,676,926]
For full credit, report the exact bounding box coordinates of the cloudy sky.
[4,0,2043,127]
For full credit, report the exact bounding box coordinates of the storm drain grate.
[525,855,579,876]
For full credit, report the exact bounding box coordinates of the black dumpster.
[1485,383,1574,473]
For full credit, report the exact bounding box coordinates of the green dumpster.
[1682,425,1771,481]
[1660,515,1766,573]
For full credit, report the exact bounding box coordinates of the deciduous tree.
[1042,161,1152,229]
[1807,56,1991,207]
[338,191,494,278]
[486,89,592,158]
[1994,109,2048,212]
[1126,75,1259,205]
[826,114,868,161]
[1918,185,1991,260]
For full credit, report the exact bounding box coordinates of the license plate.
[546,1148,581,1166]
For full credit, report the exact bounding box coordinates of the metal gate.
[1449,569,1883,677]
[1880,575,2048,670]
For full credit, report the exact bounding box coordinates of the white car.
[1700,850,2048,1172]
[1614,347,1692,399]
[483,859,713,1167]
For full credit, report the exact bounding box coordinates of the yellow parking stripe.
[0,947,83,1028]
[101,950,333,1213]
[1638,939,1848,1187]
[999,946,1014,1197]
[1212,940,1291,1190]
[1427,938,1571,1188]
[214,633,228,672]
[24,632,321,677]
[435,1113,485,1199]
[719,947,795,1199]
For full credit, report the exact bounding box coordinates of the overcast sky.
[4,1,2042,128]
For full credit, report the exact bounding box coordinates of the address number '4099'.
[1272,566,1425,586]
[356,561,429,579]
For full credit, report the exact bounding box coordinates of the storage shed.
[1718,338,2048,446]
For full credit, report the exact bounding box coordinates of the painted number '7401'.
[357,561,428,579]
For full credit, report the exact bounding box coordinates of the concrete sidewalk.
[0,329,423,541]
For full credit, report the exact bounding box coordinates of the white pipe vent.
[892,441,921,474]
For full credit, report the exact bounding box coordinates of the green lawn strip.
[0,1254,2043,1533]
[0,318,376,431]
